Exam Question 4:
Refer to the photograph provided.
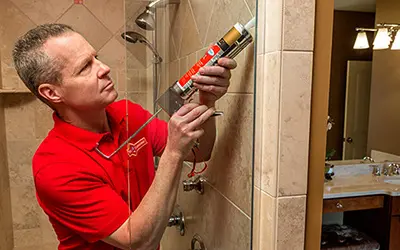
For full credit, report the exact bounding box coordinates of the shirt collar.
[52,103,126,151]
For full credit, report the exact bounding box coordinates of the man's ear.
[38,83,62,104]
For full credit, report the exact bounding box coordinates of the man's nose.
[97,60,110,78]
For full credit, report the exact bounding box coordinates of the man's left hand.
[191,58,237,107]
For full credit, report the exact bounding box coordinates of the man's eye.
[80,63,89,73]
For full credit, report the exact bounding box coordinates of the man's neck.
[57,107,111,133]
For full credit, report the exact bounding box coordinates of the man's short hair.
[12,23,75,108]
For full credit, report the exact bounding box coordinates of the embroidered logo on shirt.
[127,137,148,157]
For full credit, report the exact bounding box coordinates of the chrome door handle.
[346,137,353,144]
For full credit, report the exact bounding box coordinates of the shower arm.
[148,0,180,9]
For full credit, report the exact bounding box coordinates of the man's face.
[43,32,117,111]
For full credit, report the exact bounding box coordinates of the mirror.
[326,0,400,163]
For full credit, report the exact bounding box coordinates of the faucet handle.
[370,165,381,176]
[391,163,400,176]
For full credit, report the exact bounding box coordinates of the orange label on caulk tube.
[176,44,224,95]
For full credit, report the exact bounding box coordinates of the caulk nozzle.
[245,17,256,30]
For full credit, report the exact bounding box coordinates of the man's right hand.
[164,103,215,160]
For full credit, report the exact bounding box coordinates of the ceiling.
[334,0,376,13]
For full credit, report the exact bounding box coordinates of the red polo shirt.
[33,100,168,250]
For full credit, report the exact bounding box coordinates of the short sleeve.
[34,163,131,243]
[127,101,168,156]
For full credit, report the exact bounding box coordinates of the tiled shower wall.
[0,0,153,249]
[159,0,256,249]
[254,0,315,249]
[0,49,14,250]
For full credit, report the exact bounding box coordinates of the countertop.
[324,174,400,199]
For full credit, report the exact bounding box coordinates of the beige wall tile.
[127,50,148,70]
[34,101,53,139]
[252,187,260,250]
[13,228,42,248]
[278,52,312,196]
[265,0,283,53]
[179,56,188,77]
[58,4,112,51]
[256,0,266,54]
[261,52,281,197]
[205,93,253,215]
[0,98,13,249]
[10,0,72,25]
[4,94,37,141]
[14,243,58,250]
[254,54,264,188]
[84,0,124,34]
[167,0,190,57]
[6,140,40,169]
[229,43,255,94]
[246,0,257,15]
[8,163,34,189]
[0,0,36,67]
[282,0,315,51]
[39,210,57,245]
[179,7,203,57]
[189,0,215,46]
[168,60,180,85]
[161,165,251,250]
[10,185,40,231]
[127,93,149,111]
[120,69,140,92]
[98,37,127,70]
[277,196,306,250]
[260,190,277,250]
[1,65,26,91]
[204,0,253,47]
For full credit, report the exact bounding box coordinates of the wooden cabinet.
[389,216,400,250]
[323,195,400,250]
[323,195,384,213]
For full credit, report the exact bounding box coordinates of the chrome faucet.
[371,165,381,176]
[381,163,400,176]
[362,156,375,163]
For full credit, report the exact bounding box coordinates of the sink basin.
[384,179,400,185]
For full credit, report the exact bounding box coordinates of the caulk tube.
[172,23,245,99]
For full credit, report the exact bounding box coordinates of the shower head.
[135,7,155,31]
[121,31,163,64]
[135,0,180,31]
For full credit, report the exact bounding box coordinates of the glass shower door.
[123,0,258,249]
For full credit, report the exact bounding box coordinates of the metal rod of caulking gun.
[95,108,222,159]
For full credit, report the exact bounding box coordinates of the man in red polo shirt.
[12,24,236,250]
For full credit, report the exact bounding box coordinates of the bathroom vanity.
[323,163,400,249]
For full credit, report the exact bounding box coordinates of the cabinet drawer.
[392,197,400,215]
[323,195,384,213]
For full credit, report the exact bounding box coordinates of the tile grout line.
[182,162,251,220]
[201,1,215,47]
[274,0,285,247]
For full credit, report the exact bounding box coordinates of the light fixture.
[373,28,391,50]
[353,31,369,49]
[391,30,400,50]
[353,23,400,50]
